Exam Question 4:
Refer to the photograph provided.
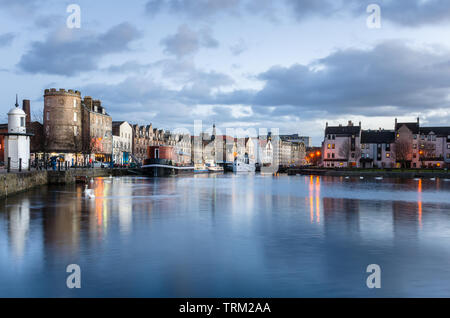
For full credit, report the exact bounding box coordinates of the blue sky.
[1,0,450,145]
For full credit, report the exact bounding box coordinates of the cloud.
[229,38,247,56]
[146,0,241,19]
[0,33,15,47]
[250,41,450,116]
[146,0,450,27]
[17,23,141,76]
[160,24,218,58]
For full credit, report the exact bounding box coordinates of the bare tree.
[338,139,361,166]
[394,139,410,168]
[419,142,436,168]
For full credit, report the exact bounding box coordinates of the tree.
[338,139,361,167]
[419,142,436,168]
[394,138,410,168]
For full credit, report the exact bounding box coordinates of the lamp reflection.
[308,175,321,223]
[418,179,422,228]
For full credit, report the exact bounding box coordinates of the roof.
[361,130,395,144]
[325,125,361,136]
[8,107,26,115]
[112,121,126,127]
[419,126,450,137]
[396,122,419,134]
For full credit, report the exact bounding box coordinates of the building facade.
[112,121,132,165]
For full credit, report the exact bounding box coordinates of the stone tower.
[43,88,82,153]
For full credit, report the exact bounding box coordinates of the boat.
[194,163,208,173]
[207,165,224,173]
[233,159,256,172]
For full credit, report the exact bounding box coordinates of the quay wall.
[291,168,450,179]
[0,169,134,198]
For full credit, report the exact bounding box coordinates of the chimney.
[359,121,361,127]
[22,99,31,125]
[417,117,420,124]
[326,122,328,128]
[348,120,353,126]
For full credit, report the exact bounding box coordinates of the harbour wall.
[0,168,134,198]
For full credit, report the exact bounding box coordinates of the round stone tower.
[43,88,82,153]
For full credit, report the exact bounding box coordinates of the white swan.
[84,185,95,199]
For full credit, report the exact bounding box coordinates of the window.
[432,135,436,141]
[46,112,50,120]
[332,144,335,149]
[332,153,335,159]
[386,153,390,158]
[73,112,77,122]
[386,144,390,151]
[413,144,417,149]
[327,144,331,149]
[447,154,450,159]
[448,144,450,149]
[73,100,77,108]
[421,135,425,140]
[413,135,417,139]
[361,144,365,149]
[20,117,25,127]
[74,126,77,136]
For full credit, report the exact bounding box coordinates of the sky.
[1,0,450,145]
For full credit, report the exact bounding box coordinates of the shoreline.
[291,168,450,179]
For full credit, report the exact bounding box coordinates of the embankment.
[0,168,134,198]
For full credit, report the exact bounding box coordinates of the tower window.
[74,112,77,122]
[20,117,25,127]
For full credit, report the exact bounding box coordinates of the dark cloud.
[0,33,15,47]
[146,0,241,19]
[250,41,450,116]
[18,23,141,76]
[146,0,450,27]
[160,24,219,58]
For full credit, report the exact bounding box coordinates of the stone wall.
[0,171,48,198]
[0,169,133,198]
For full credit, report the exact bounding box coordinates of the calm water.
[1,174,450,297]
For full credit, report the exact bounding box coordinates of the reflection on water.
[1,175,450,297]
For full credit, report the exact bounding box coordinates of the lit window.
[327,144,331,149]
[332,144,335,149]
[386,153,390,158]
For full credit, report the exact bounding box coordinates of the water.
[1,174,450,297]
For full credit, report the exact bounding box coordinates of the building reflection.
[322,197,360,237]
[6,198,30,260]
[42,185,82,258]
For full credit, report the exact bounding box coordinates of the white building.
[112,121,132,165]
[2,97,32,170]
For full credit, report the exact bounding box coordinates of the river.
[1,174,450,297]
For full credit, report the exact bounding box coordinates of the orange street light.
[316,151,321,156]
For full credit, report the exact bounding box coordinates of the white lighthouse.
[2,96,32,170]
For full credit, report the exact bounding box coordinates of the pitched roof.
[325,125,361,136]
[361,130,395,144]
[419,126,450,137]
[396,122,419,134]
